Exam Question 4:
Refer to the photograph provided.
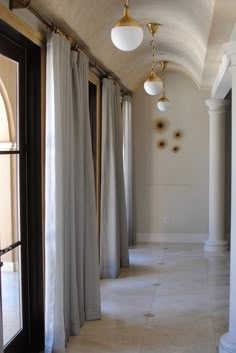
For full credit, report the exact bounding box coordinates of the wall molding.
[0,2,44,47]
[137,233,208,243]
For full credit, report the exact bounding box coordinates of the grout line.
[138,247,165,353]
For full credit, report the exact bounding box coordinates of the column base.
[219,333,236,353]
[204,239,229,254]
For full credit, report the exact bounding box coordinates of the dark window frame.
[89,72,101,245]
[0,19,44,353]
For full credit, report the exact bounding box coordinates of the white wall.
[133,71,210,242]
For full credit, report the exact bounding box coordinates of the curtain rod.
[13,0,132,96]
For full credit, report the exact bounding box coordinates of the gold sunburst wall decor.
[173,129,183,140]
[172,145,181,153]
[157,139,167,149]
[153,118,169,134]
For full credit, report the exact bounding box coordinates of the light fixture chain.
[151,33,155,72]
[162,65,165,95]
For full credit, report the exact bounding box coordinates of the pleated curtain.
[70,51,101,325]
[45,33,68,353]
[100,78,129,279]
[45,32,101,353]
[122,96,136,246]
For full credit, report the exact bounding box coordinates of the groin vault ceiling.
[32,0,236,92]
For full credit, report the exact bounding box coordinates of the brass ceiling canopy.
[160,60,168,71]
[147,23,160,35]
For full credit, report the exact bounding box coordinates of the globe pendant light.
[111,0,143,51]
[144,23,163,96]
[157,61,170,111]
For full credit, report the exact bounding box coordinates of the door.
[0,21,44,353]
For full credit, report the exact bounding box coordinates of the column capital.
[224,41,236,70]
[205,99,230,112]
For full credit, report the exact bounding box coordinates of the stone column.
[219,41,236,353]
[204,99,229,254]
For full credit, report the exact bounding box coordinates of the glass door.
[0,20,44,353]
[0,32,29,353]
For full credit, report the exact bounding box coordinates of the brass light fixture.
[111,0,143,51]
[144,23,163,96]
[157,61,170,111]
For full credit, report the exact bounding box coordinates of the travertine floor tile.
[66,243,229,353]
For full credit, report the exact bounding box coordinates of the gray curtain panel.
[100,78,129,279]
[122,96,136,246]
[70,51,101,326]
[45,33,101,353]
[45,33,69,353]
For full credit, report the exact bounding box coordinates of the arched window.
[0,70,20,345]
[0,77,16,150]
[0,77,17,254]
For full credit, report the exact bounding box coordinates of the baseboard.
[136,233,208,243]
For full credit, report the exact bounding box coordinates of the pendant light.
[157,61,170,111]
[111,0,143,51]
[144,23,163,96]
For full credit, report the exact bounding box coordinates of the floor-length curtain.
[122,96,136,246]
[100,78,129,279]
[70,51,101,325]
[45,32,101,353]
[45,32,69,353]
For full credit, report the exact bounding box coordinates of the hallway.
[66,243,229,353]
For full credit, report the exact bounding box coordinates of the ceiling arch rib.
[112,34,204,91]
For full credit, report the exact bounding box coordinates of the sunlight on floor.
[2,271,21,345]
[66,243,229,353]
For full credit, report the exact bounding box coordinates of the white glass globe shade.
[111,26,143,51]
[144,80,163,95]
[157,97,170,111]
[144,71,163,96]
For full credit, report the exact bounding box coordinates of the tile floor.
[66,243,230,353]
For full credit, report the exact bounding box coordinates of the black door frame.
[0,19,44,353]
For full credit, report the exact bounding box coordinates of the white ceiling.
[32,0,236,92]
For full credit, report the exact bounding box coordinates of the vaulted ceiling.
[32,0,236,92]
